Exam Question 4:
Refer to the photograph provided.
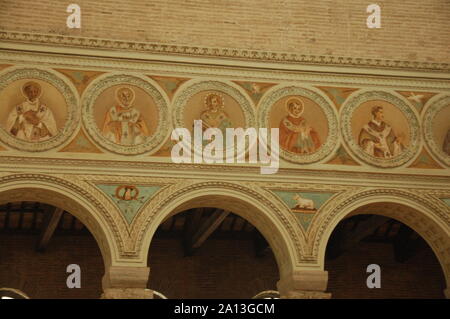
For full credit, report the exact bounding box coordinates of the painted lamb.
[292,194,315,210]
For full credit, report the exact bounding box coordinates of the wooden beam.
[184,208,229,256]
[327,215,389,259]
[36,207,64,252]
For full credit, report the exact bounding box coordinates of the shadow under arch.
[0,174,117,269]
[315,190,450,290]
[140,182,302,278]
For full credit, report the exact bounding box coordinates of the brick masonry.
[0,233,445,298]
[0,1,449,63]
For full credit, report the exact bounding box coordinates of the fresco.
[259,86,338,164]
[55,69,104,96]
[60,130,103,153]
[0,68,79,152]
[233,81,276,105]
[96,184,162,225]
[82,74,169,155]
[150,75,189,99]
[407,149,443,169]
[273,190,334,230]
[182,90,245,134]
[341,91,420,168]
[423,95,450,167]
[396,91,436,114]
[326,146,360,166]
[353,101,409,159]
[316,86,358,110]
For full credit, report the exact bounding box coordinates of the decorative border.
[258,86,339,164]
[82,73,170,155]
[423,95,450,167]
[172,80,256,159]
[341,90,421,168]
[0,67,79,152]
[1,31,449,72]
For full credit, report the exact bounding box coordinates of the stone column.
[277,270,331,299]
[101,266,153,299]
[444,288,449,299]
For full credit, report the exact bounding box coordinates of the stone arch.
[314,188,450,288]
[138,181,303,277]
[0,174,117,268]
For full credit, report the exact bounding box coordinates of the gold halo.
[204,92,225,109]
[115,86,136,107]
[286,97,304,117]
[21,81,42,100]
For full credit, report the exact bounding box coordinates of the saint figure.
[279,97,321,154]
[358,105,404,158]
[102,86,150,145]
[6,81,57,142]
[199,93,233,133]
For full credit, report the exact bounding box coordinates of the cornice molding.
[1,30,449,74]
[0,156,449,189]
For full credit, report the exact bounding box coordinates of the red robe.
[279,116,321,154]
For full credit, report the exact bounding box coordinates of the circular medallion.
[172,80,256,162]
[0,67,79,151]
[82,74,169,155]
[423,95,450,167]
[258,86,338,164]
[341,90,420,168]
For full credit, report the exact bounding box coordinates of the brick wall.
[0,1,449,63]
[326,242,446,299]
[0,233,445,298]
[0,234,104,299]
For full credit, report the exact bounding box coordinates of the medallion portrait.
[0,68,79,151]
[259,86,338,164]
[423,95,450,166]
[341,90,420,168]
[82,74,169,155]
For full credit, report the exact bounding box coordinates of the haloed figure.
[102,86,150,145]
[199,93,233,133]
[6,81,57,142]
[279,97,321,154]
[358,105,404,158]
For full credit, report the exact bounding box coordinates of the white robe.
[6,99,58,142]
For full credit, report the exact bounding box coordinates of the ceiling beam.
[184,208,229,256]
[327,215,390,259]
[36,207,64,252]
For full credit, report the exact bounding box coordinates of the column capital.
[277,270,331,299]
[102,266,151,299]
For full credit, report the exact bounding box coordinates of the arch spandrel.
[135,181,306,277]
[0,173,120,269]
[311,188,450,287]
